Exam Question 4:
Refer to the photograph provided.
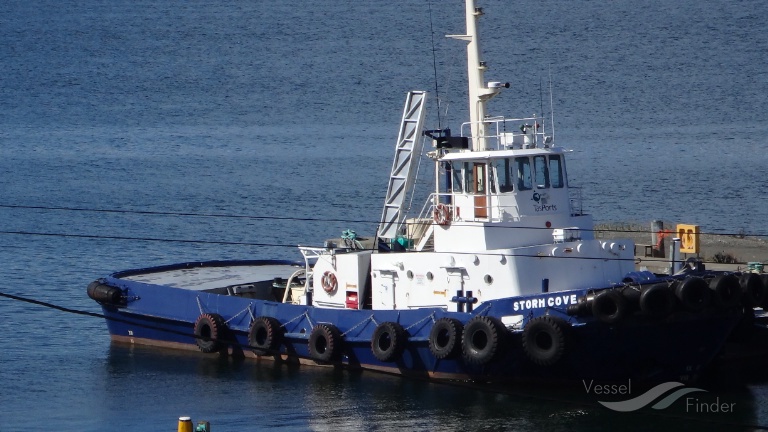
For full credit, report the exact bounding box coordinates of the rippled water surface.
[1,0,767,430]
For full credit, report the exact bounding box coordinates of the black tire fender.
[761,274,768,309]
[461,316,506,365]
[194,313,227,353]
[591,289,628,324]
[740,273,766,308]
[308,323,342,362]
[674,277,711,312]
[522,316,568,366]
[371,321,407,362]
[428,317,463,360]
[639,284,676,318]
[248,316,283,355]
[709,274,741,308]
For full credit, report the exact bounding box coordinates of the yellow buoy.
[177,416,192,432]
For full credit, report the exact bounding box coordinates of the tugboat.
[88,0,756,383]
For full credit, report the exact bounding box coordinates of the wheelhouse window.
[493,158,514,193]
[451,161,465,193]
[533,155,549,189]
[549,154,565,188]
[473,163,486,194]
[515,157,532,190]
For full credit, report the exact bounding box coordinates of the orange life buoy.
[433,203,451,226]
[321,271,338,294]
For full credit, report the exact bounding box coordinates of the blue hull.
[91,259,742,384]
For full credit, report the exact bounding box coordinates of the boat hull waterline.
[90,259,745,384]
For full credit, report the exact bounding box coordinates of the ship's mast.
[447,0,507,151]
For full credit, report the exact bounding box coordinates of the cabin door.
[473,163,488,218]
[375,270,398,309]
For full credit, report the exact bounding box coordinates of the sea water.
[1,0,768,430]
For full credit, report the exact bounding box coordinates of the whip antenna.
[427,0,442,129]
[549,66,556,143]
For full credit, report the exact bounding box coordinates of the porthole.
[484,274,494,285]
[407,270,414,279]
[426,272,434,281]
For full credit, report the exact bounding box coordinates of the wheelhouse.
[438,148,573,223]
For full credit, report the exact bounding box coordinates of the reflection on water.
[99,343,764,431]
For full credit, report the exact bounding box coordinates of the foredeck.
[118,262,301,291]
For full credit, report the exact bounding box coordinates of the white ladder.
[377,91,427,240]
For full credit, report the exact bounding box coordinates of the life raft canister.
[428,317,463,360]
[248,316,283,355]
[674,277,711,312]
[321,271,338,294]
[461,315,506,365]
[433,203,451,226]
[370,321,407,362]
[522,316,568,366]
[308,323,342,362]
[193,313,227,353]
[639,283,676,318]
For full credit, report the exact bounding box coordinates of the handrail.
[459,115,551,150]
[569,187,584,216]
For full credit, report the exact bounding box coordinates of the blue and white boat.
[88,0,757,383]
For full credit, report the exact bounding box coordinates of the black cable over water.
[0,228,644,262]
[1,203,765,239]
[0,229,295,248]
[1,289,767,430]
[0,203,373,224]
[0,290,256,354]
[0,228,747,269]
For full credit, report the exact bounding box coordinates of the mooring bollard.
[669,237,682,275]
[652,220,664,258]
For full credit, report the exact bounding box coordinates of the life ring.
[193,313,227,353]
[674,277,711,312]
[461,315,506,365]
[308,323,342,362]
[639,284,676,318]
[739,273,766,308]
[321,271,338,294]
[248,316,283,355]
[371,321,407,362]
[522,316,568,366]
[433,203,451,226]
[428,317,463,359]
[709,274,741,308]
[591,289,628,324]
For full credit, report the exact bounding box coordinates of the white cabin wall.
[312,250,372,309]
[370,237,634,311]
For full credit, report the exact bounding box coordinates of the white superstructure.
[307,0,634,312]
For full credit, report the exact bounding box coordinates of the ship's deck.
[119,263,301,291]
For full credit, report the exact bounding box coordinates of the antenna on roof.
[549,66,556,144]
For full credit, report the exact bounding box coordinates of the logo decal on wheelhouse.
[532,192,556,212]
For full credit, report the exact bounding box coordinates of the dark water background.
[1,0,768,430]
